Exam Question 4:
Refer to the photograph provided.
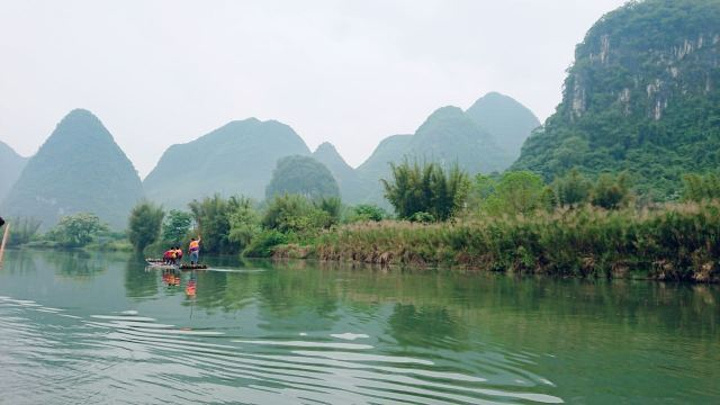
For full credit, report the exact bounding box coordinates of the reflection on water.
[0,249,718,404]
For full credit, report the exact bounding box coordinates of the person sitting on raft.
[162,248,172,264]
[175,246,183,263]
[188,237,201,265]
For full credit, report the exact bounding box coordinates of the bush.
[243,230,289,257]
[382,161,470,221]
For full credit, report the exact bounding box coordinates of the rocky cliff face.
[514,0,720,198]
[2,109,144,229]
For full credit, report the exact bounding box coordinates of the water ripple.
[0,296,564,404]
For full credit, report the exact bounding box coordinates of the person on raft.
[175,246,183,263]
[163,247,179,265]
[188,237,201,265]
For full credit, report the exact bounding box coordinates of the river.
[0,249,717,404]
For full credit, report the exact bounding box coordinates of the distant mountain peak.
[2,109,144,229]
[314,141,338,154]
[144,118,311,208]
[465,92,540,160]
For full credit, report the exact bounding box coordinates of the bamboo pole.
[0,223,10,267]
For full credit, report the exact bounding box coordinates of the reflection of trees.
[2,249,38,275]
[46,250,106,280]
[124,254,158,300]
[256,267,340,333]
[388,304,468,350]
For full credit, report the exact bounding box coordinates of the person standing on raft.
[188,237,201,265]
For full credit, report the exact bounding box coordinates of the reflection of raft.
[145,259,207,270]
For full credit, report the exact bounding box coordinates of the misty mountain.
[312,142,369,203]
[0,140,28,203]
[1,109,144,229]
[144,118,311,208]
[513,0,720,198]
[466,92,541,161]
[356,106,512,205]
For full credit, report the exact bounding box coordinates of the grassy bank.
[275,202,720,282]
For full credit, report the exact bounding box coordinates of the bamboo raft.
[145,259,207,270]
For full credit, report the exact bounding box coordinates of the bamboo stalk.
[0,223,10,267]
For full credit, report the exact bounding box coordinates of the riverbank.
[273,202,720,283]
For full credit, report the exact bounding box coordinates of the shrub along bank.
[281,202,720,283]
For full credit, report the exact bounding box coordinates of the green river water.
[0,249,717,404]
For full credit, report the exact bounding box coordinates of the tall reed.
[303,202,720,282]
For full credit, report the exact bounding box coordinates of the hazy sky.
[0,0,627,177]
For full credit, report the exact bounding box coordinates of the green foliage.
[313,202,720,282]
[381,161,470,221]
[262,194,332,235]
[127,201,165,253]
[513,0,720,199]
[682,172,720,202]
[314,197,343,228]
[48,213,107,248]
[243,230,288,258]
[162,210,193,244]
[481,171,546,215]
[189,195,246,254]
[347,204,387,223]
[228,198,261,251]
[591,173,632,210]
[552,169,592,208]
[265,155,340,200]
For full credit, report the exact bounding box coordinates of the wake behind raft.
[145,258,208,270]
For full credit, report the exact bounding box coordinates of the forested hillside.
[2,109,144,229]
[514,0,720,198]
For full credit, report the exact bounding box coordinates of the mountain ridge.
[2,109,144,229]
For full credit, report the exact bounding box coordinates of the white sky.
[0,0,627,178]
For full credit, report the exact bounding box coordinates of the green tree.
[262,194,328,234]
[682,172,720,202]
[485,171,546,215]
[553,169,592,207]
[127,201,165,252]
[591,173,632,209]
[189,195,245,254]
[265,155,340,200]
[381,161,470,221]
[314,197,342,228]
[228,198,261,250]
[49,213,106,248]
[162,210,193,244]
